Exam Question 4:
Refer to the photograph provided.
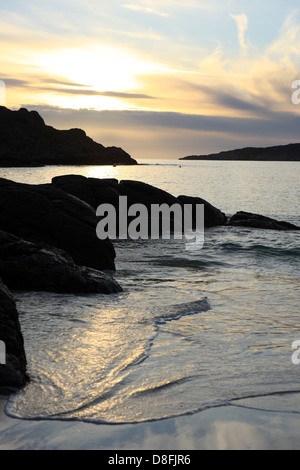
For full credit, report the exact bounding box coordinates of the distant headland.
[179,143,300,162]
[0,106,137,167]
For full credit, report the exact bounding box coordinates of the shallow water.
[2,160,300,423]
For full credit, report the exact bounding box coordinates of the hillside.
[0,106,137,166]
[180,144,300,161]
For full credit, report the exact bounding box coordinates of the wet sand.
[1,396,300,450]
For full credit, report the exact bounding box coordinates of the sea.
[1,159,300,424]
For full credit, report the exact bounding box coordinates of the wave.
[220,242,300,258]
[130,376,195,398]
[152,257,230,269]
[153,297,211,323]
[8,388,300,426]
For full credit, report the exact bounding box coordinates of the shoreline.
[2,396,300,450]
[1,165,299,451]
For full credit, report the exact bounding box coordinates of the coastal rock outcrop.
[0,178,116,271]
[180,143,300,161]
[52,176,180,209]
[52,175,121,209]
[0,106,137,167]
[177,195,227,228]
[0,278,28,393]
[51,175,228,231]
[53,175,299,233]
[0,230,122,294]
[118,180,180,208]
[228,211,300,231]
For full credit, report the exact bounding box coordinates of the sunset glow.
[1,1,300,158]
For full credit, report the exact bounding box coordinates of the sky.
[1,0,300,159]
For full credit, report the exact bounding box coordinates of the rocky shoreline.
[0,279,28,393]
[0,175,299,393]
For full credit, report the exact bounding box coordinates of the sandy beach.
[1,395,300,450]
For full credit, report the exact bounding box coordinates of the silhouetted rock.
[118,180,180,208]
[0,278,28,393]
[228,211,300,230]
[52,175,120,209]
[118,180,183,234]
[0,178,116,271]
[52,176,179,209]
[0,230,122,294]
[52,175,228,232]
[177,195,227,228]
[0,106,137,166]
[180,143,300,161]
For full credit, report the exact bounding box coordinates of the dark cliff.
[0,106,137,166]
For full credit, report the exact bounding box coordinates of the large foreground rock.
[52,176,179,209]
[228,211,300,230]
[52,175,122,209]
[52,175,227,231]
[118,180,180,208]
[0,230,122,294]
[177,195,227,228]
[0,178,116,271]
[0,106,137,166]
[0,279,28,393]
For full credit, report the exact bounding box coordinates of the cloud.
[105,27,165,41]
[38,86,156,99]
[183,82,271,117]
[8,73,156,100]
[122,4,170,17]
[124,0,233,12]
[1,78,30,88]
[267,10,300,57]
[1,76,93,89]
[230,13,249,50]
[20,105,300,160]
[40,78,93,88]
[2,1,300,158]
